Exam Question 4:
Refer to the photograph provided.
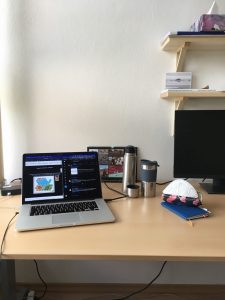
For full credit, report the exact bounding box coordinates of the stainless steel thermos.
[122,146,137,193]
[140,159,159,197]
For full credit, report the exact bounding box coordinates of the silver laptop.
[16,152,115,231]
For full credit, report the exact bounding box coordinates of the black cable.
[103,181,127,196]
[0,212,18,256]
[33,260,48,300]
[103,181,128,201]
[10,178,22,183]
[1,215,48,300]
[105,196,127,202]
[113,261,167,300]
[156,180,172,185]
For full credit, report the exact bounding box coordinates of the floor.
[17,284,225,300]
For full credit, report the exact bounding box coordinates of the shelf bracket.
[176,42,190,72]
[170,97,188,136]
[174,96,187,110]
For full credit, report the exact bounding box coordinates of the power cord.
[27,260,167,300]
[103,180,174,200]
[0,179,168,300]
[0,212,18,256]
[1,197,167,300]
[31,261,167,300]
[0,213,47,299]
[10,178,22,183]
[156,180,172,185]
[113,261,167,300]
[103,181,128,201]
[33,260,48,300]
[105,196,127,202]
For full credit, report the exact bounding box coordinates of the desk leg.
[0,260,17,300]
[0,260,27,300]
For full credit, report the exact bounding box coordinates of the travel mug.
[140,160,159,197]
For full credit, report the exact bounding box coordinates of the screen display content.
[87,147,126,182]
[174,110,225,194]
[23,152,102,203]
[87,146,138,182]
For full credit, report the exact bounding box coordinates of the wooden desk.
[0,182,225,299]
[1,182,225,261]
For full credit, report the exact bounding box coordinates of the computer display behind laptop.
[22,152,102,205]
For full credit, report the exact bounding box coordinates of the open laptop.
[16,152,115,231]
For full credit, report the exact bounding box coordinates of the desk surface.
[1,182,225,261]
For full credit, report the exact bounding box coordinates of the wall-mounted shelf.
[160,34,225,110]
[161,89,225,99]
[160,89,225,110]
[161,34,225,72]
[161,34,225,52]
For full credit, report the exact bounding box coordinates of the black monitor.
[174,110,225,194]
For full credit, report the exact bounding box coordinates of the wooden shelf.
[161,89,225,99]
[160,34,225,111]
[161,34,225,52]
[161,34,225,71]
[160,89,225,110]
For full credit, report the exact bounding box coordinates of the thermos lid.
[125,145,136,154]
[141,159,159,170]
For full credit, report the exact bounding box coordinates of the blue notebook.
[161,202,210,220]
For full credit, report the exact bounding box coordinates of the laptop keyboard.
[30,201,99,216]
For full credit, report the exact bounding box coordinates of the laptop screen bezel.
[22,152,102,205]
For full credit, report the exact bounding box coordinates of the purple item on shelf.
[190,14,225,32]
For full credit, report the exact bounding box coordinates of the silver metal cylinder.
[122,146,137,194]
[127,184,139,198]
[140,159,159,198]
[141,181,156,198]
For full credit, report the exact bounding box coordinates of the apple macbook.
[16,152,115,231]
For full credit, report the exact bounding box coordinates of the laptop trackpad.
[52,213,80,225]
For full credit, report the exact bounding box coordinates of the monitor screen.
[174,110,225,194]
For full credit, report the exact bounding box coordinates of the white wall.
[1,0,225,284]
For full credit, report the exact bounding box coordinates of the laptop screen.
[22,152,102,204]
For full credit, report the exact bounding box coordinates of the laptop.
[16,152,115,231]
